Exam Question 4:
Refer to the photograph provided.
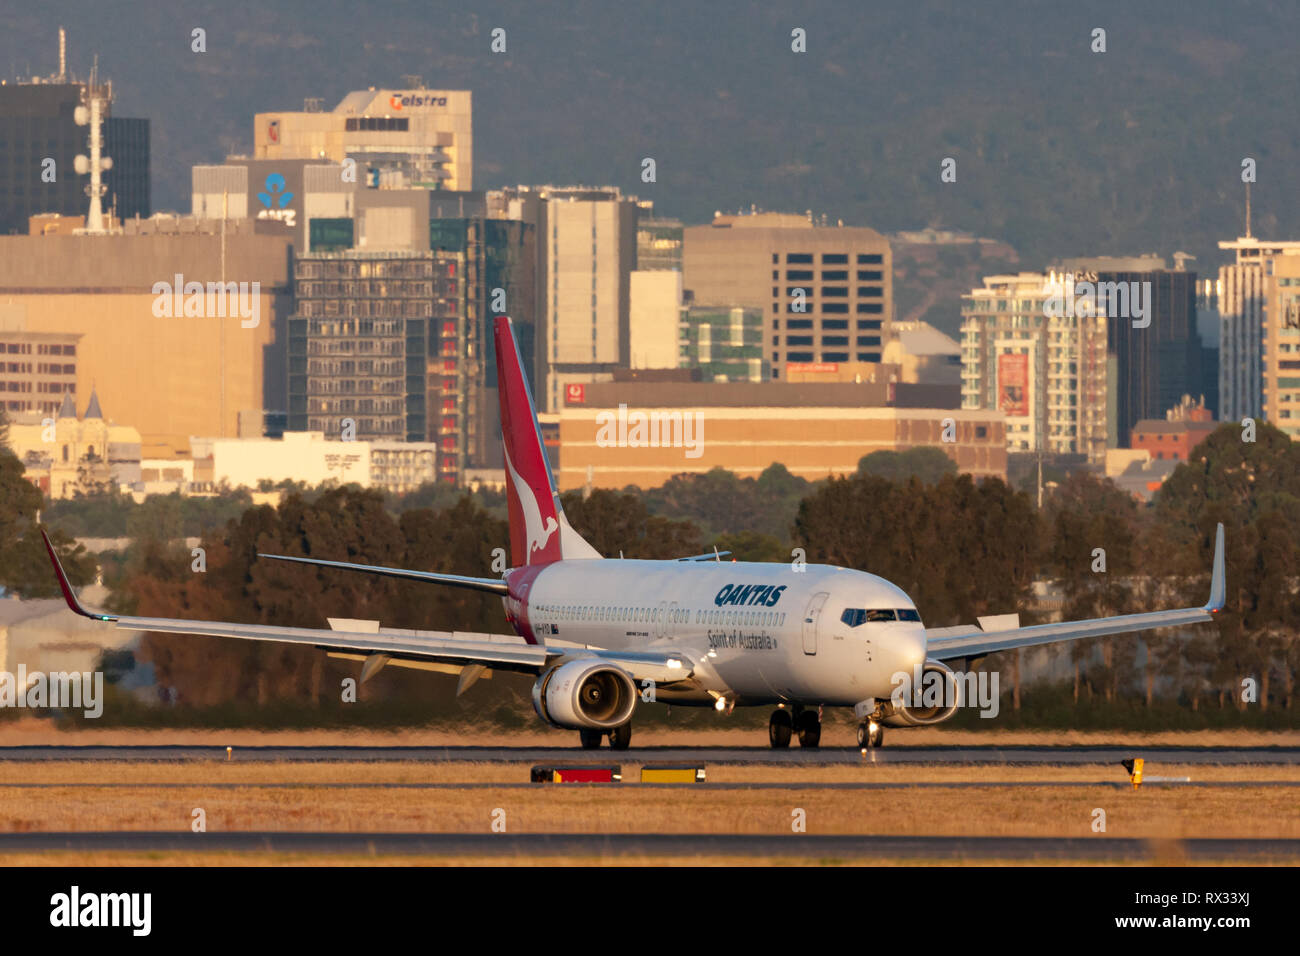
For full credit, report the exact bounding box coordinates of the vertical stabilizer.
[493,316,602,565]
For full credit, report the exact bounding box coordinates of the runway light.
[226,746,232,762]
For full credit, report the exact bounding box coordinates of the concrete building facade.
[0,225,292,456]
[557,381,1004,490]
[682,213,892,375]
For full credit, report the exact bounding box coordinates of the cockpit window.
[841,608,921,626]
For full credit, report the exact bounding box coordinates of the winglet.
[1205,522,1226,613]
[41,528,114,621]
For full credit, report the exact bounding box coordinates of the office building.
[287,251,463,474]
[0,223,292,456]
[254,88,472,191]
[682,212,893,374]
[0,325,81,417]
[493,186,640,413]
[558,379,1004,490]
[0,55,150,235]
[679,306,765,383]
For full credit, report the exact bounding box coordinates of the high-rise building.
[254,88,472,191]
[1263,250,1300,440]
[682,212,892,375]
[430,199,539,469]
[287,251,463,476]
[960,272,1109,461]
[0,74,150,235]
[1052,256,1207,446]
[1218,237,1300,427]
[493,186,640,412]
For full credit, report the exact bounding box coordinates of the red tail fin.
[493,316,601,566]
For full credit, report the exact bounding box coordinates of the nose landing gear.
[857,720,884,748]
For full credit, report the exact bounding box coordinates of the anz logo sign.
[255,173,296,227]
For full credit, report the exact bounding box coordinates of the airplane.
[42,315,1227,751]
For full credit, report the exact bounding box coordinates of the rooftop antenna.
[58,27,66,81]
[74,63,113,234]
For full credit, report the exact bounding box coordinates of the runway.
[3,780,1299,790]
[0,745,1297,765]
[1,831,1296,860]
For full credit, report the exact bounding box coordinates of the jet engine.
[880,659,961,727]
[532,659,637,730]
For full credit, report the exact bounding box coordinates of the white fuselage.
[506,560,928,708]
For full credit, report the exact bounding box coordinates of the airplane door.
[656,601,669,639]
[667,601,679,639]
[802,592,829,655]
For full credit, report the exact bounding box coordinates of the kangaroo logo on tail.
[494,316,601,566]
[503,443,558,559]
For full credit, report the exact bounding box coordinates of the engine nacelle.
[880,659,961,727]
[532,658,638,730]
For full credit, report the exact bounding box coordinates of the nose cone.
[884,626,928,681]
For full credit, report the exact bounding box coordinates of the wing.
[926,523,1225,663]
[40,532,694,686]
[256,552,508,595]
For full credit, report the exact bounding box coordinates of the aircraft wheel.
[608,721,632,751]
[857,720,884,748]
[578,728,603,750]
[796,710,821,748]
[769,709,792,748]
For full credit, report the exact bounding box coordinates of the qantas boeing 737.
[43,316,1225,750]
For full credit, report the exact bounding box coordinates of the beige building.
[191,431,437,495]
[557,381,1004,490]
[628,270,682,369]
[1264,250,1300,440]
[0,324,80,418]
[254,89,472,191]
[683,212,893,375]
[1216,237,1300,422]
[0,224,293,457]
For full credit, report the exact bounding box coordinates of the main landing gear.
[857,719,884,748]
[769,707,820,749]
[579,722,632,750]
